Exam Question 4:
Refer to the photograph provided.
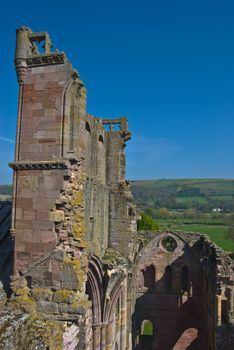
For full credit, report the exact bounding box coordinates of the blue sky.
[1,0,234,184]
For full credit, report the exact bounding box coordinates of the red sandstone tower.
[9,26,137,350]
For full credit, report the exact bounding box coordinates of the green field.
[157,219,234,252]
[176,196,208,204]
[131,179,234,254]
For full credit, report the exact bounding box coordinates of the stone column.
[227,287,234,319]
[93,324,101,350]
[101,323,107,350]
[15,27,31,59]
[216,294,222,326]
[106,321,114,350]
[120,283,127,350]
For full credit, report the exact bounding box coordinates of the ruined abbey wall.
[3,26,137,350]
[11,27,136,287]
[132,231,234,350]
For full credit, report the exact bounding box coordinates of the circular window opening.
[161,236,177,252]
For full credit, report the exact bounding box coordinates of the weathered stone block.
[37,301,59,314]
[50,210,64,223]
[31,288,53,301]
[53,289,77,304]
[67,300,91,315]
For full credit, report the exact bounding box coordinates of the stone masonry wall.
[0,26,138,350]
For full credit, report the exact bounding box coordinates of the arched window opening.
[141,320,154,336]
[98,134,104,143]
[85,121,91,133]
[143,265,155,290]
[181,266,189,293]
[164,265,172,290]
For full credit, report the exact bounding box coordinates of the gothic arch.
[142,264,156,289]
[86,256,104,325]
[61,78,86,157]
[141,319,154,336]
[103,274,125,323]
[86,256,104,350]
[103,272,128,350]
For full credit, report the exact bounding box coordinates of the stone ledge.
[26,52,67,67]
[9,160,69,170]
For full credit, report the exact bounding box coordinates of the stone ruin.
[0,27,233,350]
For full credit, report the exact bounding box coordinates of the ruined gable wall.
[134,231,234,350]
[134,232,205,350]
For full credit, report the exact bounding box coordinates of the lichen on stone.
[31,287,53,301]
[53,289,77,303]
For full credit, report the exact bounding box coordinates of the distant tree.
[154,207,170,219]
[137,213,159,231]
[184,208,197,219]
[145,208,154,217]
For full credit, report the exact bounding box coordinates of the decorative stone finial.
[15,58,27,85]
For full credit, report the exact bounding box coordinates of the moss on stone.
[68,299,91,314]
[31,287,53,301]
[70,191,83,207]
[24,317,63,350]
[10,288,36,313]
[63,254,88,292]
[74,211,84,223]
[72,221,86,243]
[53,289,77,303]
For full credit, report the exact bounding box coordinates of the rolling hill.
[131,179,234,254]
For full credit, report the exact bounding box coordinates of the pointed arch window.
[141,320,154,336]
[143,264,156,290]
